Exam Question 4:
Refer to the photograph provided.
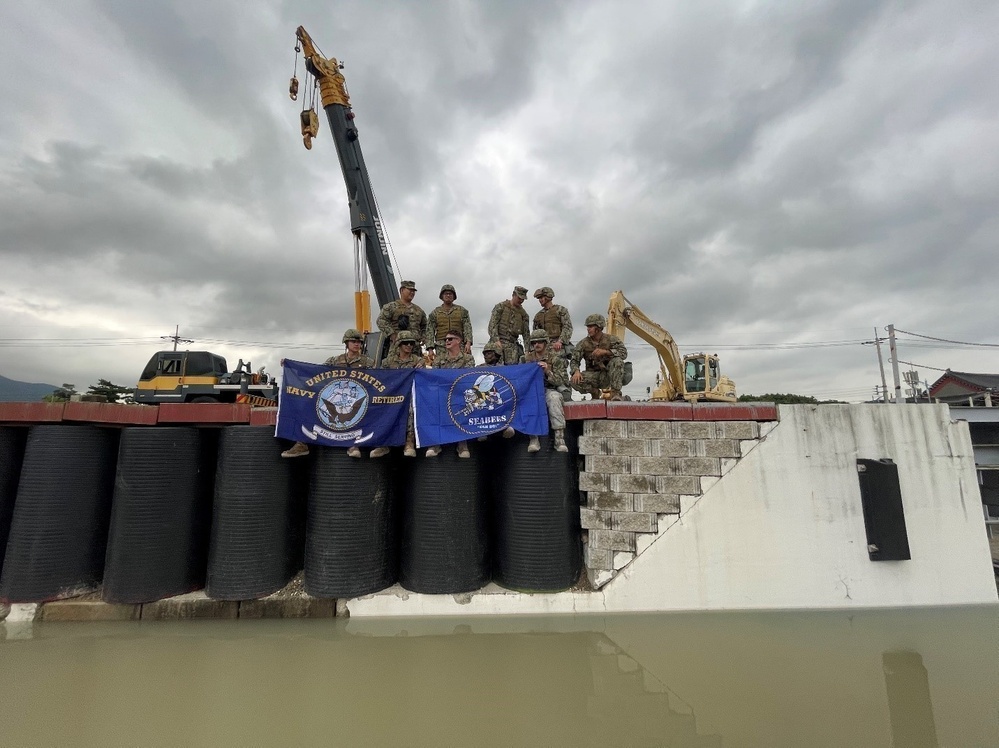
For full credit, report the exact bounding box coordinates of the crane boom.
[294,26,399,324]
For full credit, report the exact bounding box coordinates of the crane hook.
[289,76,299,101]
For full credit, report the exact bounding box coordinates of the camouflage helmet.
[439,283,457,300]
[529,329,550,343]
[584,314,606,328]
[533,287,555,299]
[342,328,364,343]
[397,330,418,344]
[483,341,504,354]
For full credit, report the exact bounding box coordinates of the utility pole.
[161,325,194,351]
[873,327,889,403]
[887,324,903,405]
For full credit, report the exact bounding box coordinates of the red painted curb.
[157,403,252,424]
[606,401,694,420]
[63,401,159,425]
[565,400,608,420]
[691,402,779,421]
[249,408,278,426]
[0,402,65,423]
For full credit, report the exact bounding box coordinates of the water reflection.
[1,607,996,747]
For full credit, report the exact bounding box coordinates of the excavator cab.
[684,355,707,394]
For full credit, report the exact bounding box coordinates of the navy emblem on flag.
[414,364,548,447]
[277,359,415,448]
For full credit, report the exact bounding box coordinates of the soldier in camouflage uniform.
[376,330,424,458]
[521,329,569,453]
[532,287,573,353]
[569,314,628,401]
[533,286,574,401]
[426,330,475,458]
[487,286,530,364]
[479,340,504,368]
[427,284,473,359]
[281,328,373,459]
[376,280,428,356]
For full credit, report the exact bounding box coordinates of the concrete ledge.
[606,401,693,420]
[63,401,159,425]
[39,599,140,621]
[692,402,778,421]
[0,402,65,424]
[565,400,607,420]
[238,597,335,618]
[156,403,251,424]
[141,592,238,620]
[248,407,278,426]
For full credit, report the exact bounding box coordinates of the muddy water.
[1,607,997,747]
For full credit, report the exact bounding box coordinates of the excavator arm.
[607,291,682,401]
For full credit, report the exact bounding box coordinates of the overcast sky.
[1,0,997,401]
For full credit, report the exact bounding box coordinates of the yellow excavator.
[606,290,737,403]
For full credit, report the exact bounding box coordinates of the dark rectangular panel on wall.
[858,458,911,561]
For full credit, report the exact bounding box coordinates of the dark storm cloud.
[1,0,997,397]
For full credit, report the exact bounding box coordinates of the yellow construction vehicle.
[606,290,737,403]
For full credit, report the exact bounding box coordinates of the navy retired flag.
[413,363,548,447]
[277,359,416,448]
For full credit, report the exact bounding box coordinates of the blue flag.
[277,359,416,448]
[413,364,548,447]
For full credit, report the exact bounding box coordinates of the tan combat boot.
[403,436,417,458]
[281,442,310,458]
[369,446,391,458]
[457,441,470,458]
[347,446,362,458]
[527,435,541,453]
[553,429,568,453]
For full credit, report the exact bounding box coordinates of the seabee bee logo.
[447,372,516,435]
[317,378,369,431]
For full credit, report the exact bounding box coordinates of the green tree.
[87,379,134,404]
[43,383,77,402]
[739,393,845,405]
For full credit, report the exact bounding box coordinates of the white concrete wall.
[603,404,997,611]
[346,404,998,616]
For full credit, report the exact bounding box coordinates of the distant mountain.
[0,374,58,402]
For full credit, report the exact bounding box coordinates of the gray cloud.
[1,0,997,399]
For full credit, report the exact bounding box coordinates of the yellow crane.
[606,290,737,402]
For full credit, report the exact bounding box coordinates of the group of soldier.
[281,280,627,460]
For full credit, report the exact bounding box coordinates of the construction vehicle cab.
[134,351,278,404]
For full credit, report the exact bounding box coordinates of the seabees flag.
[276,359,416,448]
[413,363,548,447]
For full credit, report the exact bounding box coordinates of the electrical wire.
[894,328,999,348]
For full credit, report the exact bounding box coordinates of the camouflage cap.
[584,313,606,328]
[342,328,364,342]
[397,331,418,344]
[439,283,457,300]
[533,287,555,299]
[400,280,417,291]
[529,329,550,342]
[513,286,528,299]
[483,341,504,354]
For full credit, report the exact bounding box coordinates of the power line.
[894,328,999,348]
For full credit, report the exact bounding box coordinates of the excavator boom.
[606,290,736,402]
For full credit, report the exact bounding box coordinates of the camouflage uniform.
[325,352,374,368]
[428,305,473,357]
[381,344,423,451]
[376,298,428,355]
[522,347,568,431]
[533,305,573,349]
[570,332,627,397]
[488,295,530,365]
[433,352,476,369]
